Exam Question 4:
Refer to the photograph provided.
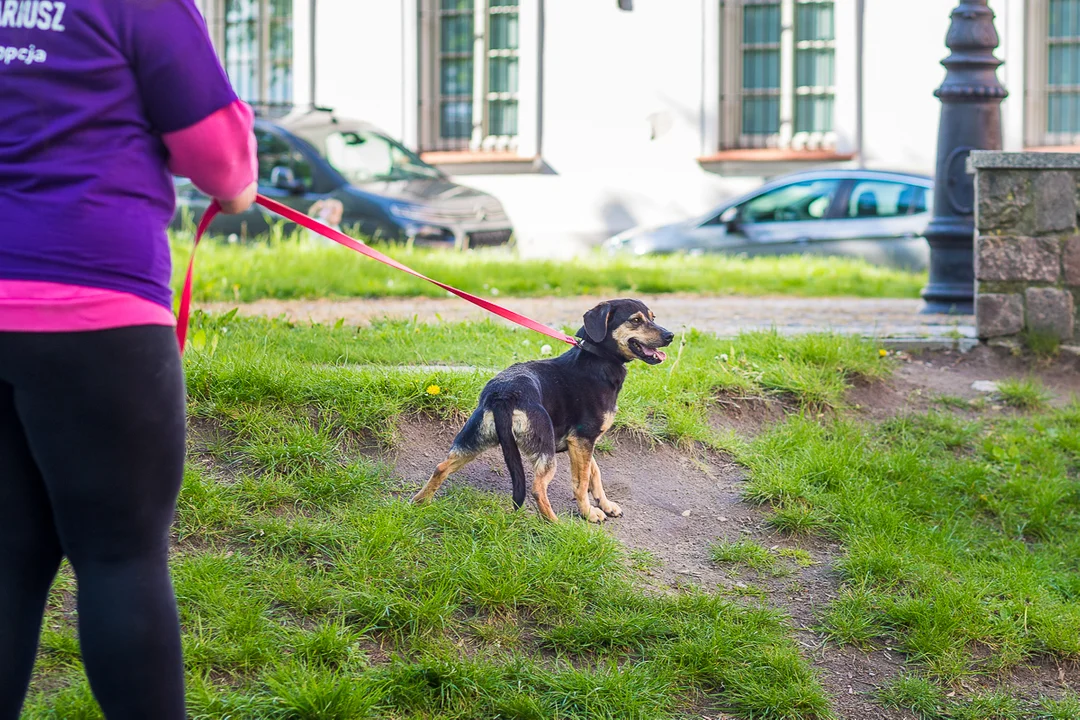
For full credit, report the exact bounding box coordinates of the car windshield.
[740,179,841,223]
[304,127,442,183]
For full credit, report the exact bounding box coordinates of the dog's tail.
[492,402,527,508]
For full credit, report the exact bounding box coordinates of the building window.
[794,2,835,135]
[422,0,521,153]
[722,0,836,150]
[1047,0,1080,142]
[266,0,294,104]
[209,0,294,108]
[1027,0,1080,146]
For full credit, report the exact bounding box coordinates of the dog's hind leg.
[532,456,558,522]
[412,409,489,504]
[588,457,622,518]
[411,448,478,504]
[568,437,606,524]
[512,404,559,522]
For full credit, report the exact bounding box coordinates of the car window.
[323,130,441,184]
[846,181,928,218]
[901,184,929,214]
[739,179,841,223]
[256,130,314,187]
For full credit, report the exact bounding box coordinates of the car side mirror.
[270,166,305,194]
[720,207,740,233]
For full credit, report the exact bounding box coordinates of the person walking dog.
[0,1,257,717]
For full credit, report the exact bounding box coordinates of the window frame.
[720,0,838,152]
[203,0,296,108]
[418,0,540,159]
[1025,0,1080,147]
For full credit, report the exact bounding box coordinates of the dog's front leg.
[588,457,622,518]
[568,437,606,523]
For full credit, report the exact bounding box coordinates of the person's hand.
[216,181,257,214]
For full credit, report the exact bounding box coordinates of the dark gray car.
[604,169,934,271]
[171,108,514,249]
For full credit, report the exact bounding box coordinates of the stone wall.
[971,151,1080,344]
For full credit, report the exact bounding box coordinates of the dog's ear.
[582,302,612,343]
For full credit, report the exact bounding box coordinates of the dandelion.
[719,353,729,362]
[879,349,888,357]
[540,344,553,356]
[426,385,441,395]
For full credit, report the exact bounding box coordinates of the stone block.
[1025,287,1075,340]
[976,236,1060,282]
[976,293,1024,338]
[977,170,1031,233]
[1034,171,1078,234]
[1064,235,1080,285]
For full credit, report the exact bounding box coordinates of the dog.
[411,299,674,523]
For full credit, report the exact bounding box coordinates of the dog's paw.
[585,507,607,524]
[410,492,430,505]
[600,501,622,518]
[541,511,560,523]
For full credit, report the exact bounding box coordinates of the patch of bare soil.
[385,345,1080,719]
[709,394,797,438]
[849,344,1080,421]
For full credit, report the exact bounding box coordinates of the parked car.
[171,107,514,249]
[604,169,934,271]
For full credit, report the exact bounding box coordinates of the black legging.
[0,325,186,720]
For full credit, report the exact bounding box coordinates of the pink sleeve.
[163,100,257,201]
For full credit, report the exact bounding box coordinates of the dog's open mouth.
[629,338,667,364]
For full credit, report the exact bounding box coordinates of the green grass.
[996,377,1052,411]
[739,408,1080,684]
[180,312,892,449]
[709,540,814,577]
[170,233,927,302]
[1021,329,1061,359]
[877,675,1080,720]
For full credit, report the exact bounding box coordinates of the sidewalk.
[200,294,977,350]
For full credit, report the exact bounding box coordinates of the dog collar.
[576,339,628,364]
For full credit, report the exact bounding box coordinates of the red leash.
[177,195,580,354]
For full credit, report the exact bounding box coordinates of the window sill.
[419,151,547,175]
[698,148,856,177]
[698,148,855,163]
[1024,144,1080,153]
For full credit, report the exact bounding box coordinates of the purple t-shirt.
[0,0,238,310]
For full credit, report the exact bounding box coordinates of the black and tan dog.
[411,299,674,523]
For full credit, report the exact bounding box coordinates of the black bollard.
[920,0,1008,315]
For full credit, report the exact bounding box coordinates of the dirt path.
[199,293,974,341]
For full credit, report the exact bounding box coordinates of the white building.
[195,0,1079,255]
